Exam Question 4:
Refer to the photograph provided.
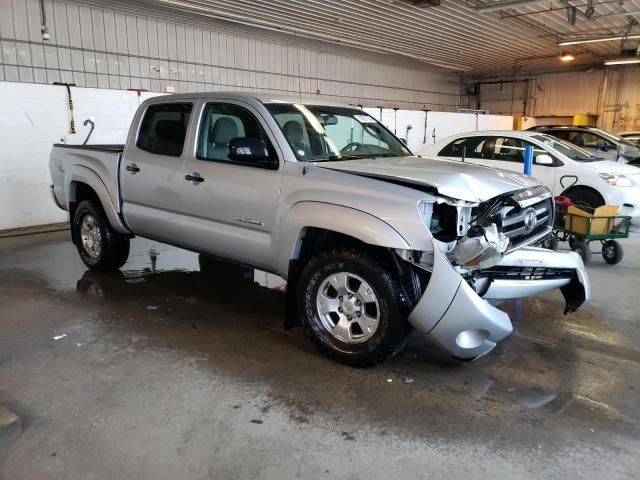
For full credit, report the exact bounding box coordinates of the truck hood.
[315,156,541,203]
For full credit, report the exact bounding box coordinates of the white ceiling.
[80,0,640,76]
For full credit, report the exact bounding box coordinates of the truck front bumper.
[407,246,589,360]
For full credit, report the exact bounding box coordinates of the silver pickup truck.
[49,92,589,366]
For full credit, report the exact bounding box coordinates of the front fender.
[276,201,410,277]
[65,165,129,234]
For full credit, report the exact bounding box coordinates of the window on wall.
[197,103,277,166]
[137,103,192,157]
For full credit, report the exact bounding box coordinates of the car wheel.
[573,239,592,265]
[565,187,604,212]
[601,240,623,265]
[298,248,411,367]
[73,200,130,271]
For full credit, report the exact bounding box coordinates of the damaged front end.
[399,186,590,360]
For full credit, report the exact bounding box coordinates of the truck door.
[120,101,193,244]
[180,100,283,271]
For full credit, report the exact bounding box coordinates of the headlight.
[599,173,633,187]
[417,200,435,230]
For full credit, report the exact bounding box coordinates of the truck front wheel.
[73,200,130,271]
[298,248,411,367]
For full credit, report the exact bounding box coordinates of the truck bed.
[49,144,124,216]
[52,144,125,153]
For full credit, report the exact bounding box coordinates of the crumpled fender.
[407,240,512,359]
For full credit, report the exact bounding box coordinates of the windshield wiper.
[316,153,400,162]
[314,154,370,162]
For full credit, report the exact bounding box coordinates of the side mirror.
[596,141,609,152]
[535,154,554,165]
[228,137,278,169]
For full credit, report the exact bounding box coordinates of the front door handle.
[126,164,140,173]
[185,173,204,183]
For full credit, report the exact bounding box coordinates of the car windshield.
[596,129,636,147]
[533,134,603,162]
[265,103,412,161]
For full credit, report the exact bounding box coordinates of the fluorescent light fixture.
[559,33,640,46]
[559,52,576,62]
[474,0,547,13]
[604,58,640,65]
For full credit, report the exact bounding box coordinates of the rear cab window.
[137,103,193,157]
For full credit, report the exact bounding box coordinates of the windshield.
[533,134,603,162]
[265,103,412,161]
[596,129,636,147]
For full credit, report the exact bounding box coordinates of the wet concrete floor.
[1,231,639,479]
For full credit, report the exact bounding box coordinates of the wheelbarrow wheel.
[573,239,592,265]
[602,240,623,265]
[541,235,559,251]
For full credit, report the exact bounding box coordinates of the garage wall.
[477,67,640,133]
[0,81,164,231]
[0,0,464,110]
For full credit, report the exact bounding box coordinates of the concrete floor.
[1,231,639,480]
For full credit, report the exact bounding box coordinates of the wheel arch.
[66,166,129,235]
[277,201,410,278]
[561,184,606,205]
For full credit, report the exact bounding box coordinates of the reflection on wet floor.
[1,231,639,445]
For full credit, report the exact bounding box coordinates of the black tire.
[73,200,130,271]
[573,239,592,265]
[568,235,577,250]
[541,235,559,251]
[565,187,605,211]
[602,240,624,265]
[298,248,411,367]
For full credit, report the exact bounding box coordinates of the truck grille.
[475,186,553,252]
[483,266,573,281]
[502,195,553,250]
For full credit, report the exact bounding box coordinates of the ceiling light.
[559,33,640,46]
[474,0,548,14]
[559,52,576,62]
[604,58,640,65]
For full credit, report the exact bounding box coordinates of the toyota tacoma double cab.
[49,93,590,366]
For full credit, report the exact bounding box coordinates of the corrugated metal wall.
[478,67,640,132]
[0,0,464,110]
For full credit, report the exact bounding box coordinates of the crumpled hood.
[315,156,542,203]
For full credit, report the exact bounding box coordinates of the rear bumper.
[408,246,589,360]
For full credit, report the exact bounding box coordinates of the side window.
[548,130,573,142]
[197,103,276,165]
[523,141,555,166]
[439,137,486,159]
[137,103,192,157]
[492,137,525,163]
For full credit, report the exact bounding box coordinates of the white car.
[418,130,640,223]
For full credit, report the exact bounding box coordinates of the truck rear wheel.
[73,200,130,271]
[298,248,411,367]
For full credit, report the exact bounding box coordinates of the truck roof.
[146,91,354,108]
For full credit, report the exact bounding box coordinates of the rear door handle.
[185,173,204,183]
[126,164,140,173]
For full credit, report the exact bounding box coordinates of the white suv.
[419,130,640,224]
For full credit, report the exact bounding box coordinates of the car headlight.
[599,173,633,187]
[418,200,435,230]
